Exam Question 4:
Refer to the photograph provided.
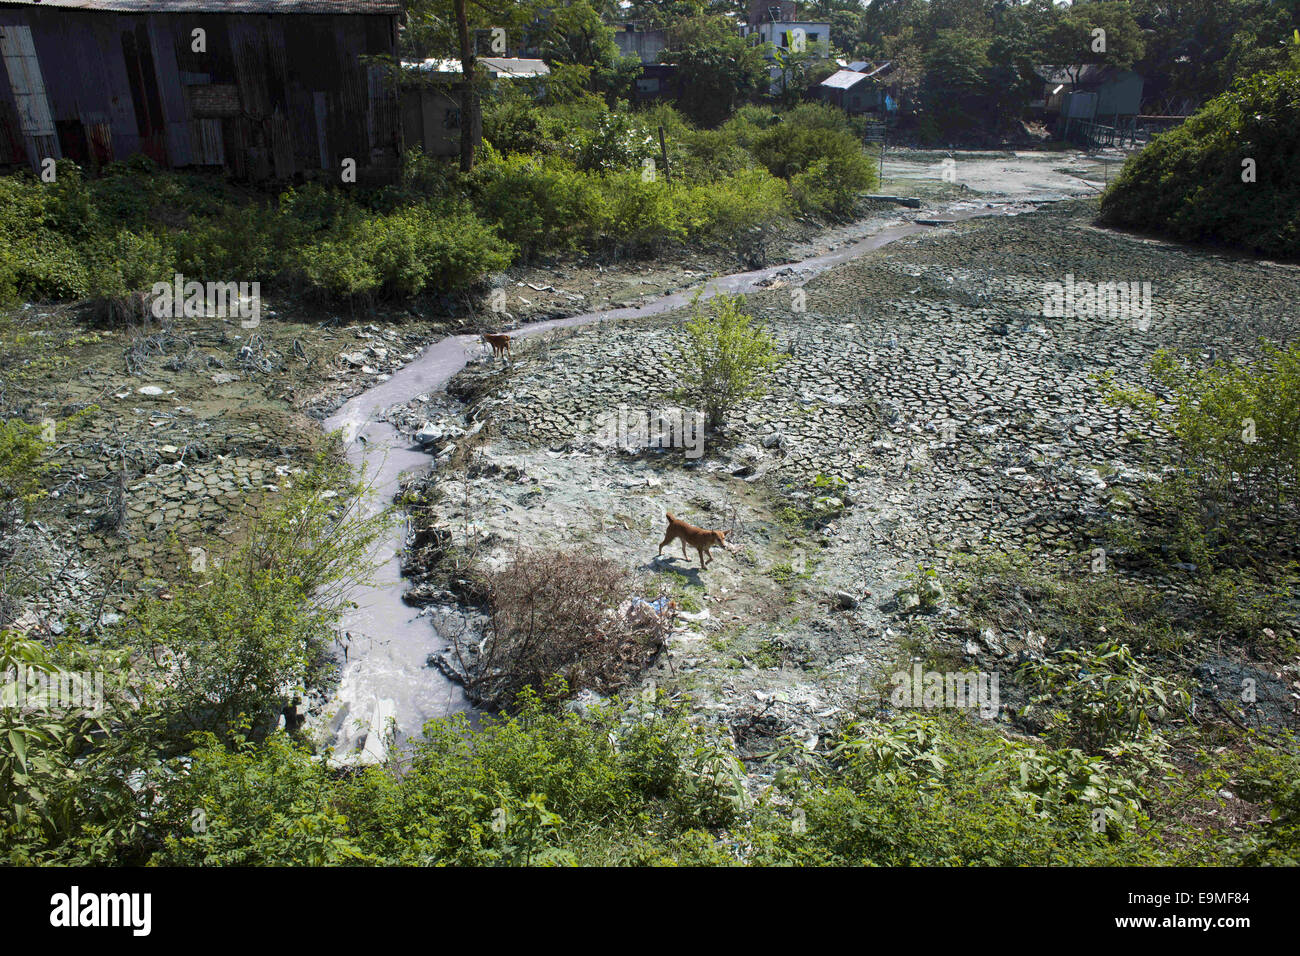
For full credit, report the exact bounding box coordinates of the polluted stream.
[315,195,1067,764]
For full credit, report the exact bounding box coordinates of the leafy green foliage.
[152,726,369,866]
[1099,68,1300,257]
[127,453,390,745]
[1107,343,1300,564]
[1021,641,1191,753]
[749,104,877,217]
[750,712,1183,865]
[1232,733,1300,864]
[676,293,785,429]
[0,161,514,310]
[0,633,151,865]
[0,418,50,517]
[154,686,744,866]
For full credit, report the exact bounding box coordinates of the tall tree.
[404,0,539,171]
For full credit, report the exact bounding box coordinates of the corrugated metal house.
[814,62,895,115]
[0,0,402,180]
[1032,65,1144,119]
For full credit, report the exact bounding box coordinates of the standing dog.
[482,332,512,362]
[658,512,729,569]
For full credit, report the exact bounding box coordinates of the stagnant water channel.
[315,195,1065,763]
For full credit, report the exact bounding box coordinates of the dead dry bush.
[457,548,672,709]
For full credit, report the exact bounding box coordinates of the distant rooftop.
[820,69,873,90]
[403,57,551,79]
[820,62,893,89]
[0,0,401,12]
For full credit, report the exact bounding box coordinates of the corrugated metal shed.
[0,0,401,178]
[0,1,402,13]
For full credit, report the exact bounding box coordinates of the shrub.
[673,127,754,182]
[334,686,743,865]
[151,728,368,866]
[154,686,744,866]
[483,99,554,157]
[469,154,606,259]
[679,168,789,243]
[749,116,876,218]
[1106,343,1300,562]
[173,204,283,284]
[294,201,513,300]
[569,111,659,173]
[596,173,685,254]
[0,632,147,865]
[675,293,785,429]
[128,454,389,744]
[1232,733,1300,865]
[1019,641,1191,753]
[0,418,50,518]
[1099,68,1300,257]
[454,550,670,709]
[749,712,1189,865]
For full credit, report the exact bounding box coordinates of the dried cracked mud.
[9,150,1297,764]
[399,198,1299,759]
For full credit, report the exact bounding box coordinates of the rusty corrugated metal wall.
[0,5,400,179]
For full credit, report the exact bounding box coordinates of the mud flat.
[394,198,1299,760]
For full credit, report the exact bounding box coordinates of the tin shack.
[0,0,402,180]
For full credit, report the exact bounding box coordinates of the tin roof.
[403,57,551,79]
[819,69,873,91]
[0,0,401,13]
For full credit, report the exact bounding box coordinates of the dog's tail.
[666,512,676,523]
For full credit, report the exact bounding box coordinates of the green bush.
[1107,343,1300,562]
[675,293,785,429]
[83,229,174,300]
[0,173,90,303]
[0,418,50,518]
[596,173,685,253]
[173,204,284,284]
[1099,68,1300,257]
[0,631,148,865]
[483,99,555,157]
[749,712,1196,865]
[470,154,607,259]
[569,111,659,174]
[749,114,876,218]
[293,201,513,300]
[720,105,783,148]
[128,454,390,744]
[154,686,745,866]
[151,728,368,866]
[679,168,789,243]
[1232,733,1300,865]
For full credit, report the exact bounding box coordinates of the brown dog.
[482,332,511,361]
[658,512,729,569]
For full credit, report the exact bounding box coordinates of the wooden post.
[658,126,671,185]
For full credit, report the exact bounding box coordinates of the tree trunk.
[454,0,476,173]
